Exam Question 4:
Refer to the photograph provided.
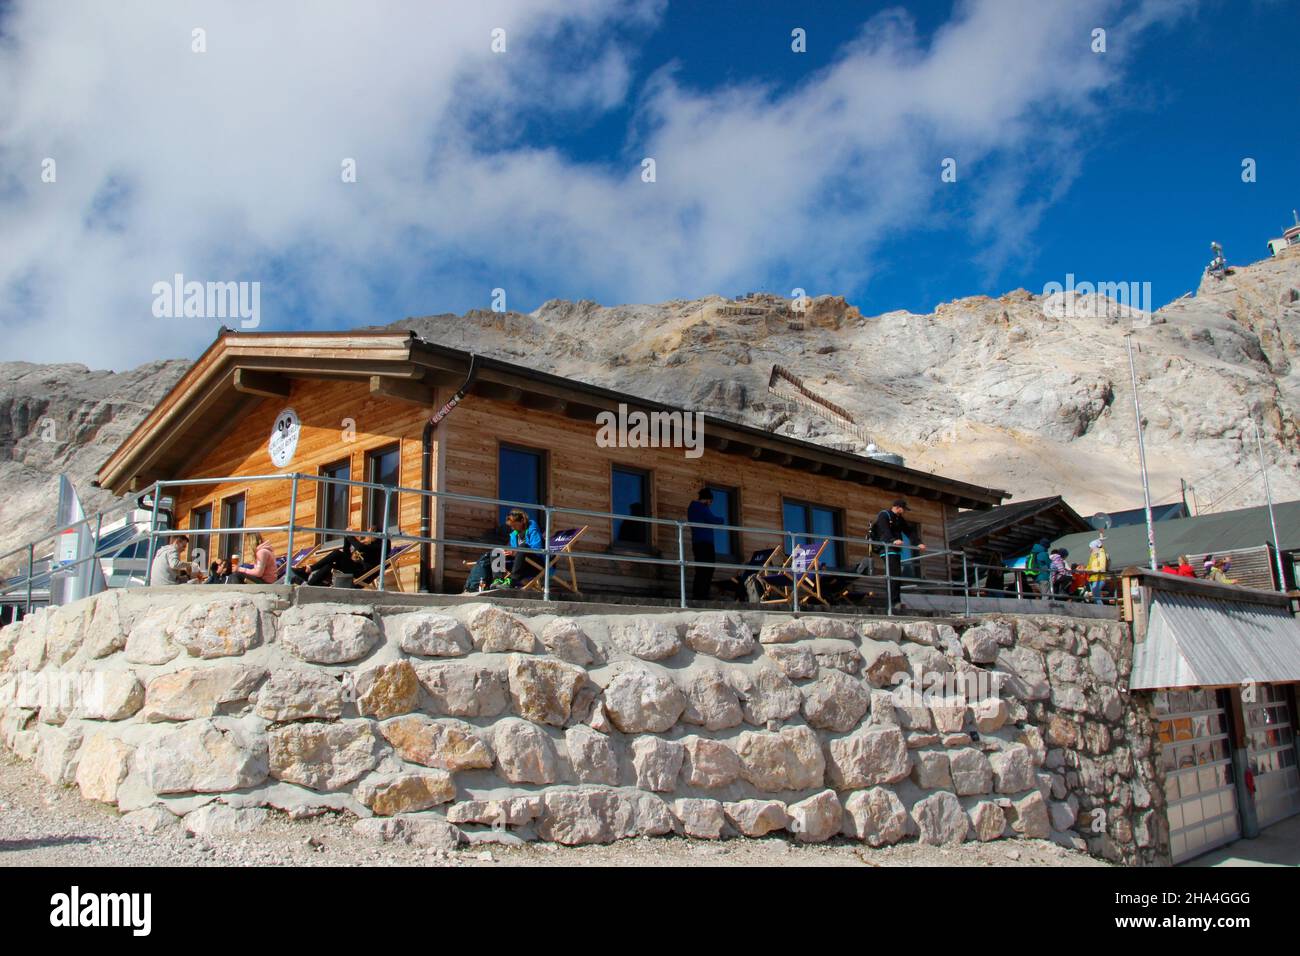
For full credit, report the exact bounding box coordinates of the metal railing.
[1,471,1130,619]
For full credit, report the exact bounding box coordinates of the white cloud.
[0,0,1193,368]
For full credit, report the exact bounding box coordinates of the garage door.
[1155,689,1241,864]
[1243,684,1300,829]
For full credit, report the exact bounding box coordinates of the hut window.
[318,458,352,544]
[611,466,651,546]
[219,494,245,563]
[498,444,546,527]
[705,485,739,559]
[189,505,212,567]
[781,498,844,567]
[365,444,400,532]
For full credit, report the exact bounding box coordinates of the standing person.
[1175,555,1196,577]
[687,488,724,601]
[1203,555,1215,577]
[1026,538,1052,597]
[494,509,543,589]
[149,534,194,585]
[1208,557,1238,585]
[871,499,926,610]
[1086,538,1109,604]
[226,532,278,584]
[1049,548,1071,596]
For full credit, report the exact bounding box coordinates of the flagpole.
[1127,334,1158,570]
[1253,417,1287,590]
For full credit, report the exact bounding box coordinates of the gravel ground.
[0,753,1109,867]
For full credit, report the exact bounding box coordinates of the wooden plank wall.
[171,377,961,598]
[173,378,431,590]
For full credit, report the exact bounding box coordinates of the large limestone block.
[960,624,1002,664]
[948,748,993,796]
[735,725,825,791]
[355,770,455,816]
[466,605,540,653]
[279,604,379,664]
[725,665,801,725]
[184,805,268,836]
[414,660,509,718]
[801,670,870,732]
[970,801,1008,842]
[1010,791,1052,838]
[540,618,594,665]
[994,646,1049,700]
[990,743,1037,794]
[723,799,788,837]
[507,654,587,726]
[788,789,843,843]
[254,668,346,722]
[912,791,970,845]
[672,798,726,839]
[826,726,911,789]
[681,735,742,788]
[493,717,559,785]
[565,724,620,785]
[860,639,910,688]
[140,665,266,722]
[910,750,953,790]
[631,736,685,792]
[608,617,682,661]
[842,787,910,846]
[75,734,134,803]
[355,660,420,720]
[537,788,672,845]
[684,613,756,660]
[391,612,472,657]
[137,719,268,794]
[803,617,860,642]
[602,667,686,733]
[80,671,145,721]
[679,668,744,730]
[174,596,267,658]
[448,795,543,827]
[37,724,83,786]
[763,644,818,680]
[125,607,181,665]
[379,715,494,771]
[268,720,381,791]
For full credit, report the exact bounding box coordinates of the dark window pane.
[320,460,351,537]
[499,446,543,527]
[612,468,649,544]
[221,495,245,562]
[190,507,212,565]
[708,487,736,556]
[810,507,842,566]
[366,446,400,532]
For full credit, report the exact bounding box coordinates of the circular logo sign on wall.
[269,408,301,468]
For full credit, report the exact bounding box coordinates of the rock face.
[0,590,1159,863]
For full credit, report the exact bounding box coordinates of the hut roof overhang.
[95,328,1009,510]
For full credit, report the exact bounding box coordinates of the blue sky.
[1,0,1297,368]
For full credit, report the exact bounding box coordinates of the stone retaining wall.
[0,588,1166,863]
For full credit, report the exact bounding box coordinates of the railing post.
[884,545,892,617]
[377,487,391,592]
[543,507,553,603]
[25,543,34,615]
[962,553,971,617]
[677,522,687,609]
[285,473,299,585]
[90,512,104,597]
[143,481,161,588]
[792,535,800,614]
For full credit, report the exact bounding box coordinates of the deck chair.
[356,542,418,591]
[727,547,778,602]
[759,540,831,607]
[520,526,588,595]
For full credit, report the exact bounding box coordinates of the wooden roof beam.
[369,375,434,406]
[233,369,291,399]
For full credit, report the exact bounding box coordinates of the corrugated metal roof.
[1053,499,1300,570]
[1131,591,1300,689]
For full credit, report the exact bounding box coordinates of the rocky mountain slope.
[2,250,1297,566]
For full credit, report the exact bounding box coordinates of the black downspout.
[420,355,479,592]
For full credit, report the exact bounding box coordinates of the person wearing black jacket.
[298,533,384,586]
[870,499,925,609]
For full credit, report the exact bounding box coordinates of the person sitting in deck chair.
[296,531,382,587]
[225,532,278,584]
[491,509,544,589]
